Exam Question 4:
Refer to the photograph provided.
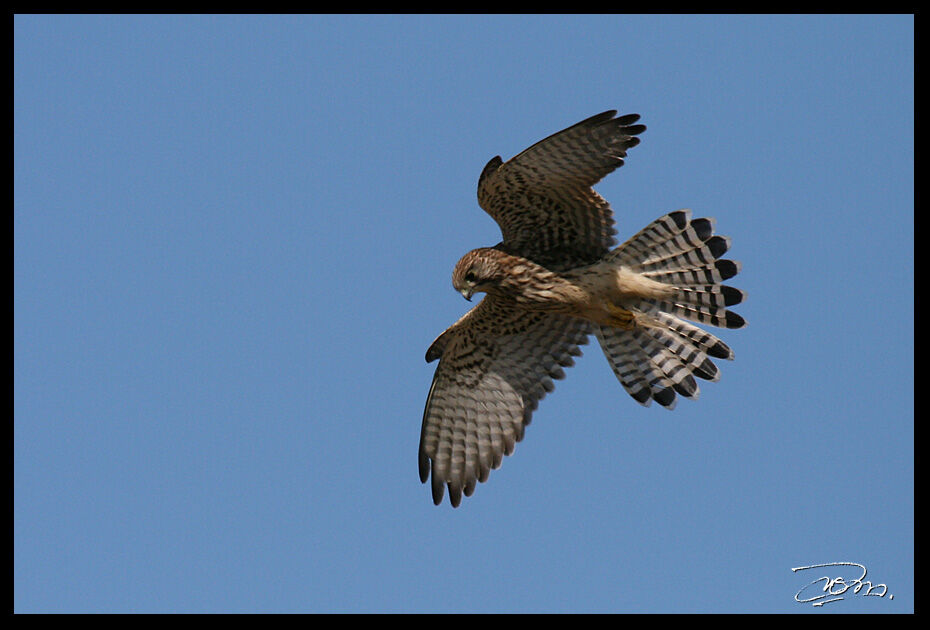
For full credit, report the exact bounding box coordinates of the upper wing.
[419,296,591,507]
[477,110,646,270]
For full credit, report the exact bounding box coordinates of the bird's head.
[452,248,504,301]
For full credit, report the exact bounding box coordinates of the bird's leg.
[603,303,636,329]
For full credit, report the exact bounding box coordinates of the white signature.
[791,562,894,607]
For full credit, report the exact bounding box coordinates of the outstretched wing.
[419,296,591,507]
[477,110,646,270]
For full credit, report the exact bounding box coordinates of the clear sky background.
[14,14,913,613]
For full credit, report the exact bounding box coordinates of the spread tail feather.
[598,210,745,408]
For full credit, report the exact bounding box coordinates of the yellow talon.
[604,305,636,330]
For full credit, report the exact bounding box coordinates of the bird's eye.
[464,271,477,283]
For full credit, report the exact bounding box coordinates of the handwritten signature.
[791,562,894,607]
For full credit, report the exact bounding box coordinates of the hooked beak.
[459,287,474,301]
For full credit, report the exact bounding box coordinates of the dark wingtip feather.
[615,112,640,125]
[584,110,618,128]
[431,475,444,505]
[448,483,462,508]
[419,450,430,483]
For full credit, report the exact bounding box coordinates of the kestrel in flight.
[419,111,746,507]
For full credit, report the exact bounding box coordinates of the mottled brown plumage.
[420,111,746,507]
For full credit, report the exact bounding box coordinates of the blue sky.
[14,14,913,613]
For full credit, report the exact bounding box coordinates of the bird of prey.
[419,110,745,507]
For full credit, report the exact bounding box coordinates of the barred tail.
[598,209,745,408]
